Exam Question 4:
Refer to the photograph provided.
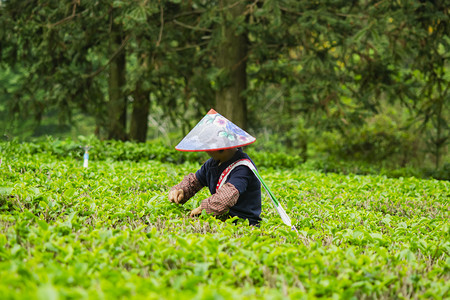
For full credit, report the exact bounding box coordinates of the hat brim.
[175,139,256,152]
[175,109,256,152]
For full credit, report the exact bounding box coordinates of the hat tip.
[207,108,218,114]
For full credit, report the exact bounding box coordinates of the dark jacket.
[195,149,262,225]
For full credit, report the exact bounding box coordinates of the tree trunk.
[129,85,150,142]
[434,79,445,170]
[215,0,248,129]
[107,22,127,141]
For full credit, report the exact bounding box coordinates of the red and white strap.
[216,159,255,191]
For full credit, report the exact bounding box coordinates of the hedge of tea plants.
[0,141,449,299]
[3,137,447,179]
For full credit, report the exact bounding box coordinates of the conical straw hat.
[175,109,256,152]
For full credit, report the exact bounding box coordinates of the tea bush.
[0,141,449,299]
[3,138,448,179]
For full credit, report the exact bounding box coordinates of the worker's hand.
[169,189,184,204]
[189,206,203,217]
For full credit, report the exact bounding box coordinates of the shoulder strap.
[216,158,255,190]
[217,158,295,230]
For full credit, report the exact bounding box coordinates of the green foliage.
[1,137,447,180]
[0,0,448,170]
[0,141,449,299]
[245,0,449,170]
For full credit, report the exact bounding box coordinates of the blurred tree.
[0,0,447,170]
[1,0,173,141]
[393,0,449,169]
[107,6,127,140]
[214,0,248,129]
[244,0,448,168]
[0,0,104,136]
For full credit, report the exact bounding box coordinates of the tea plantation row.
[0,145,449,299]
[2,138,447,179]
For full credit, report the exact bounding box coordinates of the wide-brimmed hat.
[175,109,256,152]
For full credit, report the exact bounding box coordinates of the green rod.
[251,169,281,207]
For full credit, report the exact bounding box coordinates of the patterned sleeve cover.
[169,173,204,204]
[200,182,239,215]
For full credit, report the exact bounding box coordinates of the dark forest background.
[0,0,448,178]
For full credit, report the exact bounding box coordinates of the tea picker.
[171,109,296,230]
